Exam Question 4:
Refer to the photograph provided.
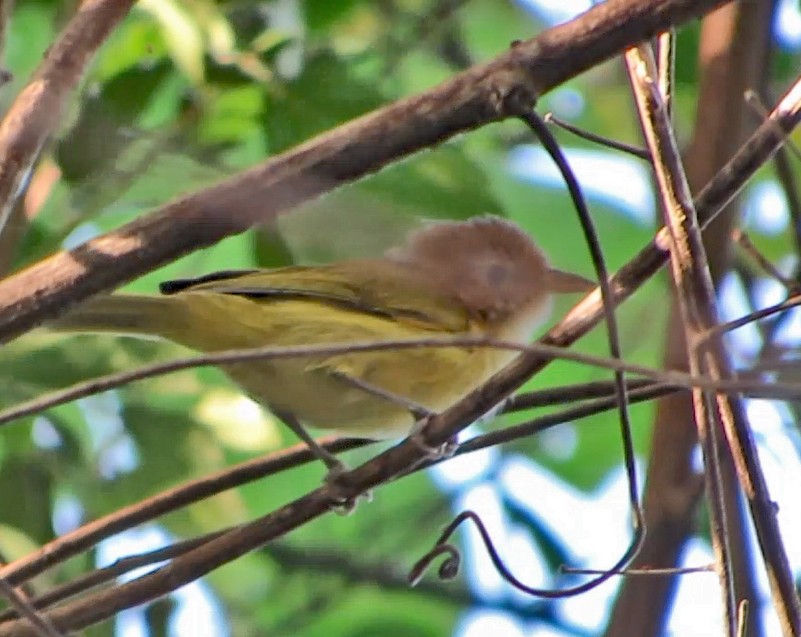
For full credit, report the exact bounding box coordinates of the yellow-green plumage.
[49,217,594,439]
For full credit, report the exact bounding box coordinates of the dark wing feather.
[160,270,260,294]
[159,262,469,332]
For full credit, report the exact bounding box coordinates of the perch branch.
[0,0,730,343]
[0,379,675,601]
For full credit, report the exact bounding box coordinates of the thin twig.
[625,44,738,634]
[0,576,63,637]
[744,90,801,163]
[562,564,713,577]
[502,377,656,411]
[0,379,678,598]
[0,532,227,623]
[732,227,800,293]
[412,510,606,597]
[704,292,801,339]
[0,438,361,588]
[542,113,651,160]
[6,336,801,430]
[656,30,675,117]
[627,44,801,636]
[464,382,679,454]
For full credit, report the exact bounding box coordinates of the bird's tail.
[48,294,185,340]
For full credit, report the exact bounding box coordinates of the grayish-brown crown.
[386,216,592,322]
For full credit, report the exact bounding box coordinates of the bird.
[49,216,595,476]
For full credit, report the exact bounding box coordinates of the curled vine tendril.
[410,510,642,599]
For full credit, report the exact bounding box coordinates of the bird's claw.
[323,461,373,516]
[409,414,458,460]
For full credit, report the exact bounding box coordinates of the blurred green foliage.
[0,1,797,636]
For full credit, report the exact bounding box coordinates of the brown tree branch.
[626,44,737,635]
[0,0,135,238]
[627,44,800,636]
[0,0,731,344]
[0,531,227,625]
[2,66,801,631]
[0,383,684,632]
[0,379,673,604]
[7,0,801,632]
[0,437,354,589]
[606,3,777,634]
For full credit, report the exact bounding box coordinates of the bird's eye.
[485,262,509,286]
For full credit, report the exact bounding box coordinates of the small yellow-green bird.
[51,216,593,473]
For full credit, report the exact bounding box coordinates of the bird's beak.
[546,268,597,294]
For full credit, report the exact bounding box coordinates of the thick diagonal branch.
[0,0,730,344]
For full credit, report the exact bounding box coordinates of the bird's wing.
[158,262,470,333]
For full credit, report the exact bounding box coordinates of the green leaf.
[56,60,179,182]
[359,147,504,222]
[5,1,56,90]
[0,456,55,542]
[303,0,361,32]
[138,0,206,84]
[263,51,385,152]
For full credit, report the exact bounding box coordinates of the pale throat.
[491,296,554,345]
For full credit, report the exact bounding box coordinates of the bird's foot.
[408,414,458,461]
[323,460,373,516]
